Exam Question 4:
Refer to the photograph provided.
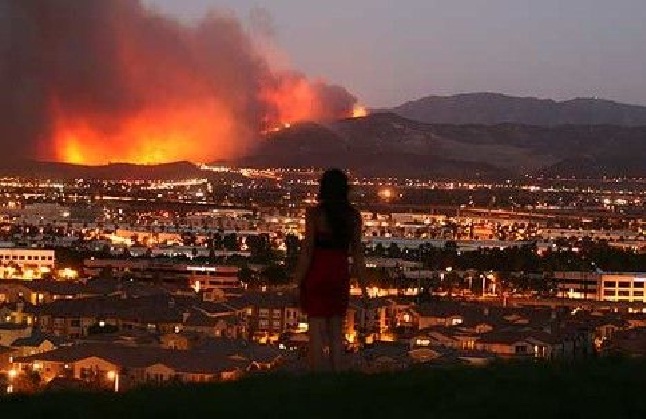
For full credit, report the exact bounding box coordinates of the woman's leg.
[327,315,345,372]
[308,317,326,372]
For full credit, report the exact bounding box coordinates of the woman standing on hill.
[294,168,368,372]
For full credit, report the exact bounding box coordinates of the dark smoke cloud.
[0,0,357,163]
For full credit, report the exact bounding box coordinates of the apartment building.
[0,248,55,279]
[600,273,646,303]
[552,271,601,300]
[550,271,646,303]
[83,259,242,295]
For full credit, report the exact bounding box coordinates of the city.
[2,0,646,417]
[1,166,646,393]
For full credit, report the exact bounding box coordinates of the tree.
[387,243,402,258]
[374,243,386,257]
[238,265,253,284]
[261,264,289,285]
[247,234,274,264]
[285,234,300,268]
[223,233,240,251]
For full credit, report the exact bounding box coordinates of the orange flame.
[49,99,244,165]
[352,105,368,118]
[260,77,322,130]
[19,3,362,166]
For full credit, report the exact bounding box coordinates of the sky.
[146,0,646,108]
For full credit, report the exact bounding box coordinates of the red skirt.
[300,248,350,317]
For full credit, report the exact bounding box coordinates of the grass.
[2,358,646,419]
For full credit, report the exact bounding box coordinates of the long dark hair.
[318,169,354,245]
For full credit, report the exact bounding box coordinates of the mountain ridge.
[240,113,646,178]
[387,92,646,126]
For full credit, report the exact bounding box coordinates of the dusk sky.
[149,0,646,107]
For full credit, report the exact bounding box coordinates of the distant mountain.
[0,161,202,180]
[388,93,646,126]
[240,113,646,178]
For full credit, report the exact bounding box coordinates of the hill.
[2,359,645,418]
[242,113,646,178]
[389,92,646,126]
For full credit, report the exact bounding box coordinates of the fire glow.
[2,1,363,165]
[50,99,240,165]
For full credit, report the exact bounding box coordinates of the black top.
[314,231,348,250]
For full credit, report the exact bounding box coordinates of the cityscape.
[2,0,646,417]
[1,167,646,393]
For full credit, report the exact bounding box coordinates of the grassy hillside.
[2,358,645,419]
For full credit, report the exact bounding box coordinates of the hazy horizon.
[147,0,646,108]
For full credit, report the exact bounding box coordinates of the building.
[82,259,242,296]
[552,271,600,300]
[550,272,646,303]
[0,249,55,280]
[600,273,646,303]
[188,266,241,298]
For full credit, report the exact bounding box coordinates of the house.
[0,283,33,304]
[1,301,37,325]
[10,331,69,357]
[11,344,247,390]
[407,346,444,364]
[603,327,646,357]
[346,298,390,344]
[355,342,412,373]
[182,310,235,338]
[234,291,303,343]
[194,337,284,370]
[37,294,194,337]
[12,338,284,391]
[411,327,461,350]
[182,301,246,338]
[160,331,203,350]
[143,356,246,383]
[0,323,32,347]
[0,345,12,372]
[475,330,565,359]
[411,301,468,329]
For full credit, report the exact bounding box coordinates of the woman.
[294,168,368,372]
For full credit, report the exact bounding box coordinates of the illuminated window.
[416,338,431,346]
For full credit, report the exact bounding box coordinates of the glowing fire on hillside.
[50,99,242,165]
[352,105,368,118]
[2,1,362,165]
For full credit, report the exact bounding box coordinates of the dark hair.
[318,169,354,245]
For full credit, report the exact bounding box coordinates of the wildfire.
[49,99,243,165]
[352,105,368,118]
[23,2,362,166]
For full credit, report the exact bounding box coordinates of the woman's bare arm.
[293,208,316,286]
[350,210,369,298]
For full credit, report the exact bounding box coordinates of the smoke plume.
[0,0,359,164]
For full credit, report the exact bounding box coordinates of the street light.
[6,369,17,394]
[107,370,119,392]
